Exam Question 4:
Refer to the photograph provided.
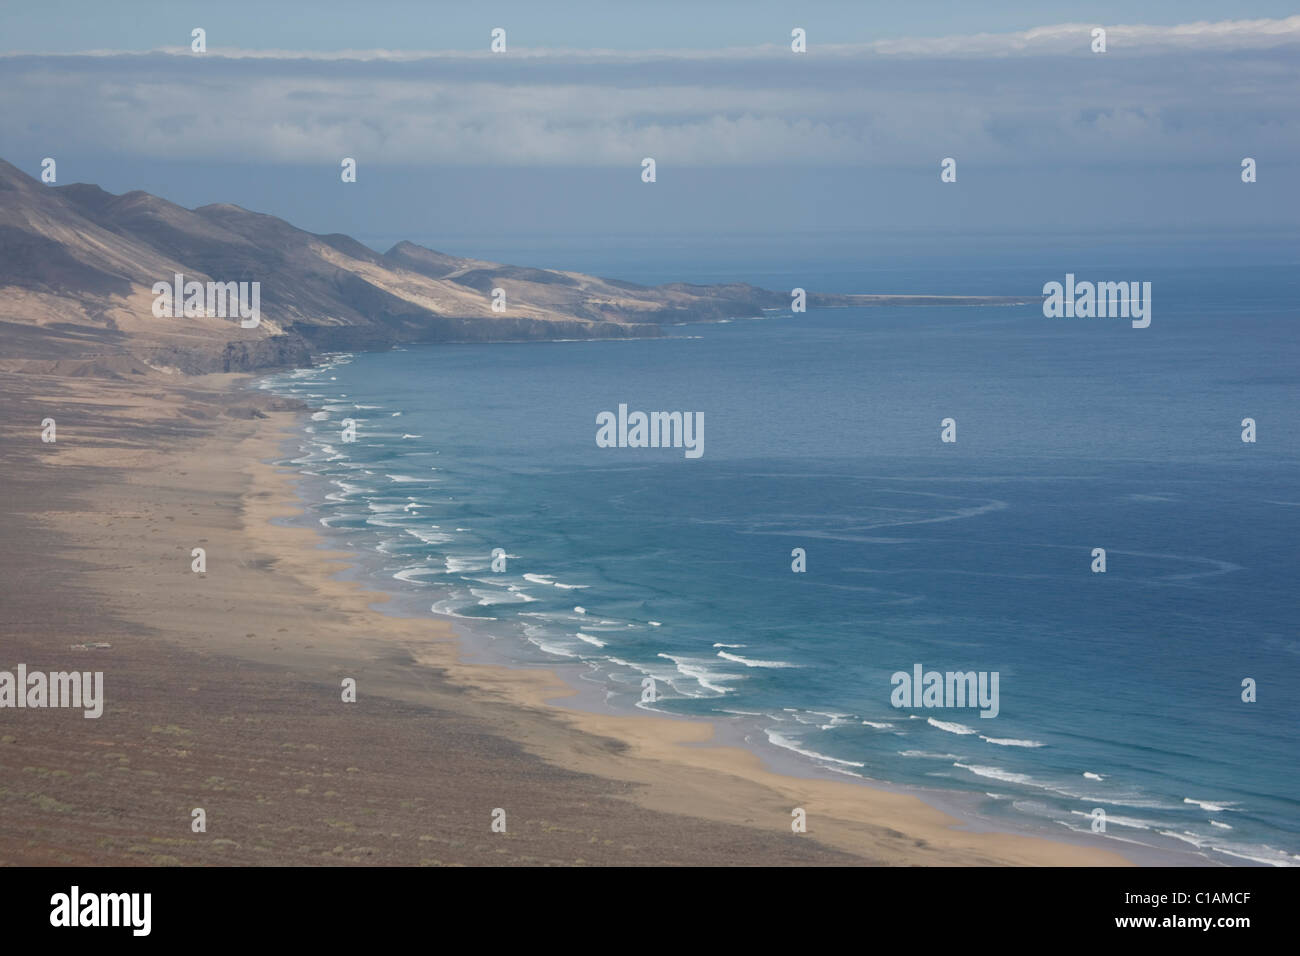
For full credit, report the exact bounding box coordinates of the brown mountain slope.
[0,158,1037,375]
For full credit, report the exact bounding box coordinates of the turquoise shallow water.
[261,239,1300,865]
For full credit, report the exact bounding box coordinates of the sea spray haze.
[262,235,1300,867]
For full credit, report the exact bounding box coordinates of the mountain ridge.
[0,158,1038,376]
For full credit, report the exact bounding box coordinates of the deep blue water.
[262,235,1300,865]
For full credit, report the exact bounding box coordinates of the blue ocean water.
[262,233,1300,865]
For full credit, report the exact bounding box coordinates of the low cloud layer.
[2,16,1297,169]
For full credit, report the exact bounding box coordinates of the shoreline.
[0,360,1183,865]
[254,370,1199,867]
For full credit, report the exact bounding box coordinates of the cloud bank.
[2,17,1297,168]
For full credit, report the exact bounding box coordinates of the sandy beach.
[0,364,1131,866]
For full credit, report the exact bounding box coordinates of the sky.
[7,1,1300,53]
[1,2,1297,249]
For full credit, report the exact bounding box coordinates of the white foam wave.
[366,516,412,529]
[444,556,487,573]
[927,717,977,735]
[470,588,537,606]
[980,736,1045,748]
[518,572,590,589]
[898,750,958,759]
[953,762,1033,785]
[393,566,441,584]
[429,600,496,621]
[656,653,737,695]
[404,528,453,545]
[1183,797,1240,812]
[524,634,581,659]
[764,730,865,769]
[716,651,797,668]
[1069,810,1157,831]
[329,479,372,497]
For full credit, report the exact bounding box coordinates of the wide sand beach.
[0,364,1131,866]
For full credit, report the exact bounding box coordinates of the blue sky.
[6,1,1300,52]
[1,3,1296,246]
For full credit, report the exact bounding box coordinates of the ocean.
[259,230,1300,866]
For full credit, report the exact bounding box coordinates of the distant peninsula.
[0,158,1038,376]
